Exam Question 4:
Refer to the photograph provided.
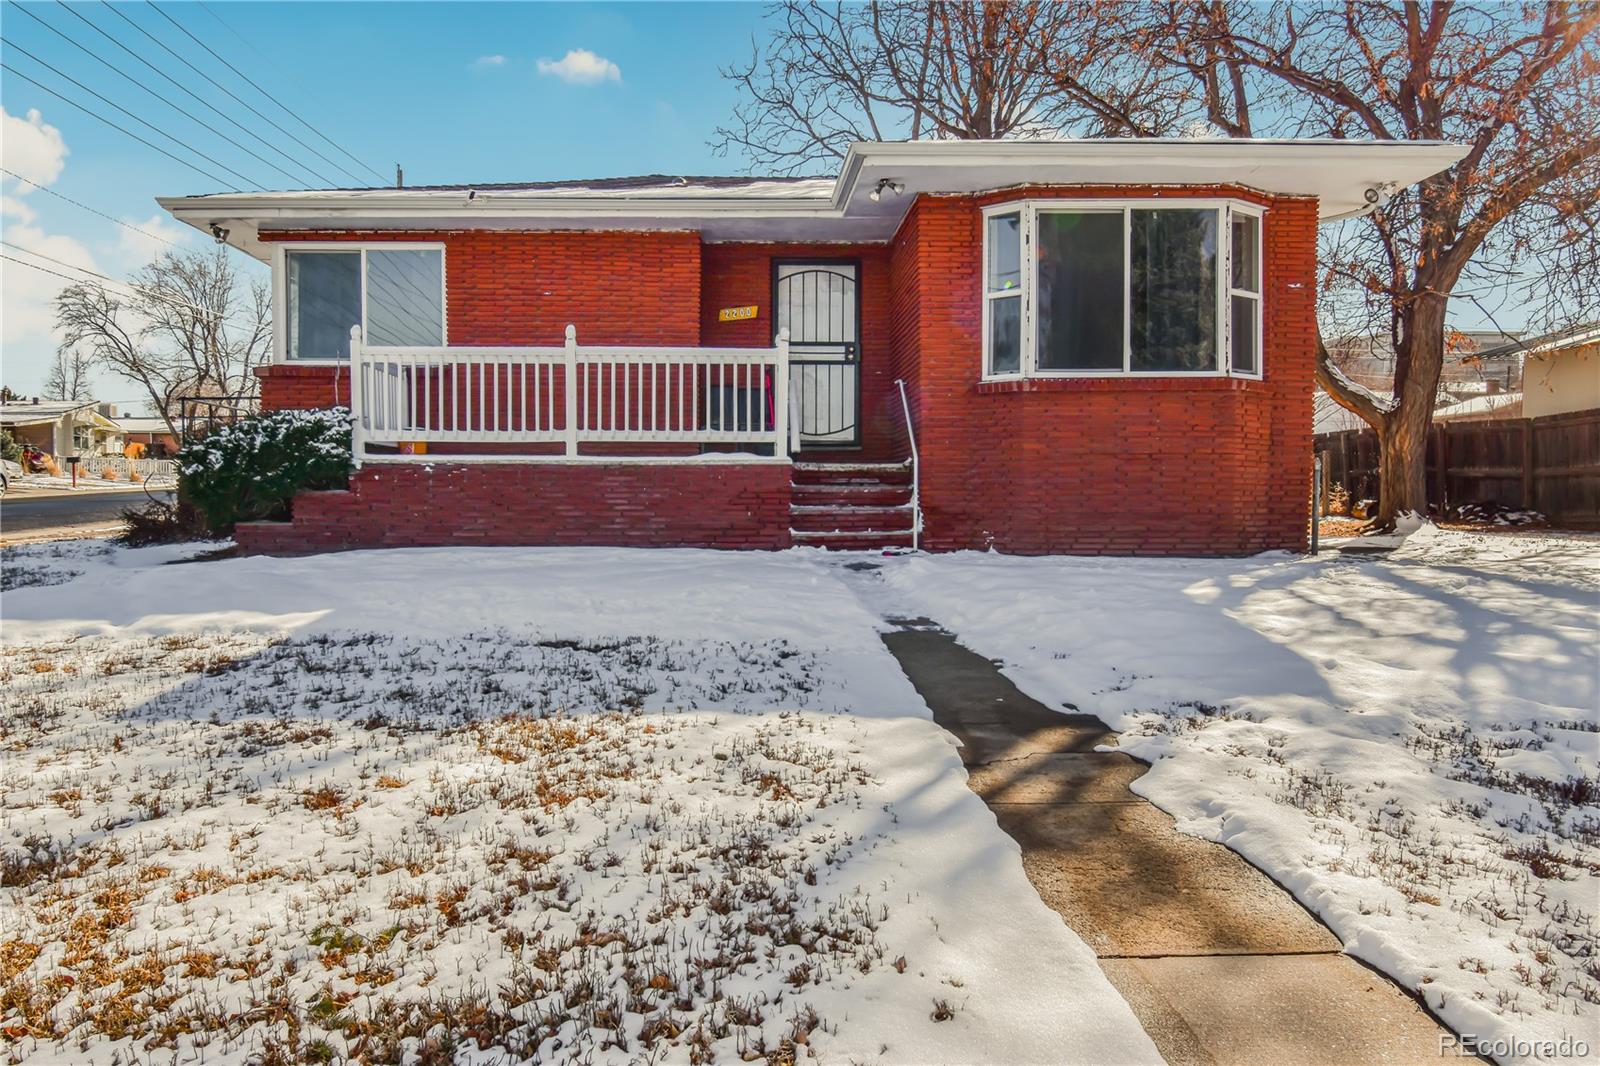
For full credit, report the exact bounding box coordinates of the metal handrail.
[895,378,922,551]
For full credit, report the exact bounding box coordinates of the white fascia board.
[835,138,1469,220]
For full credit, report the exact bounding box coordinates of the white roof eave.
[159,138,1468,260]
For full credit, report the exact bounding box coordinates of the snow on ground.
[0,545,1159,1065]
[879,527,1600,1063]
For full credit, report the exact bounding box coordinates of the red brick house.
[159,139,1463,555]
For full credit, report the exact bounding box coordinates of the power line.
[16,1,333,188]
[149,0,388,186]
[1,241,261,328]
[0,40,261,189]
[0,62,244,191]
[98,1,368,187]
[0,167,181,249]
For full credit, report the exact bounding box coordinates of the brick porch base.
[233,461,794,554]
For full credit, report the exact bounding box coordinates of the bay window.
[282,244,445,360]
[982,201,1262,379]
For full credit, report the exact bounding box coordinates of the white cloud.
[1,105,69,189]
[472,54,508,70]
[0,107,100,353]
[112,212,190,267]
[1,222,100,347]
[536,49,621,86]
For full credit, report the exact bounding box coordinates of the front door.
[775,261,859,447]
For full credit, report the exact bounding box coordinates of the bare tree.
[1158,1,1600,528]
[55,247,270,438]
[714,1,1187,173]
[43,347,93,402]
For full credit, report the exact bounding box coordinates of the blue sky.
[2,1,773,404]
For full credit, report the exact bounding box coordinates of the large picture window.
[982,201,1262,379]
[283,245,445,360]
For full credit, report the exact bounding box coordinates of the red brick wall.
[234,461,793,553]
[258,228,701,411]
[700,243,901,459]
[891,186,1316,555]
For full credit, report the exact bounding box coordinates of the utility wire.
[99,1,368,187]
[0,247,258,328]
[0,39,262,190]
[149,0,388,185]
[1,167,182,249]
[19,1,333,188]
[0,63,243,191]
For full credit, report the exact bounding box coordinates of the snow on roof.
[1433,391,1524,421]
[0,400,100,425]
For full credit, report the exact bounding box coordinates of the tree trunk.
[1375,295,1447,528]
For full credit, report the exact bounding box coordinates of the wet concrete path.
[880,618,1458,1066]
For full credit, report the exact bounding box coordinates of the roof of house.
[0,400,101,427]
[116,416,177,434]
[158,138,1469,257]
[1475,322,1600,362]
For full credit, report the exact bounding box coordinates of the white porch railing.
[349,325,791,462]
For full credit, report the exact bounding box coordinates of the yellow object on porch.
[399,442,428,455]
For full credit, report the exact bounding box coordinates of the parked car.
[0,458,22,497]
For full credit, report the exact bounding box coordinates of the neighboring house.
[116,416,182,457]
[1492,323,1600,419]
[1324,329,1523,399]
[158,138,1464,555]
[0,400,124,462]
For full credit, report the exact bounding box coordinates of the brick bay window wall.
[895,186,1316,556]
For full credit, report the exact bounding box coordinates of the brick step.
[791,503,914,532]
[790,483,913,507]
[791,472,912,489]
[792,460,911,473]
[791,460,912,488]
[791,527,916,551]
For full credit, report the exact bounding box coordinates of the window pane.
[287,252,359,360]
[1231,294,1259,374]
[1036,212,1124,370]
[1131,209,1217,372]
[989,295,1021,374]
[366,249,444,346]
[987,213,1021,293]
[1232,214,1259,293]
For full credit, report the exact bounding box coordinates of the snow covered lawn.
[0,545,1158,1065]
[882,527,1599,1061]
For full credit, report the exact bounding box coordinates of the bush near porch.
[177,408,352,535]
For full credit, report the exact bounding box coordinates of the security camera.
[1363,187,1380,205]
[209,223,229,244]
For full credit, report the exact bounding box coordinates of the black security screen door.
[775,261,859,446]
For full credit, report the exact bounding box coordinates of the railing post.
[563,324,579,457]
[773,328,791,457]
[348,324,365,469]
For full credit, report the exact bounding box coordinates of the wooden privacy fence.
[1317,408,1600,526]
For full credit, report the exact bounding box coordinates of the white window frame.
[979,199,1265,381]
[1225,203,1264,380]
[272,241,448,363]
[982,210,1026,380]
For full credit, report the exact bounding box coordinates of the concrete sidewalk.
[880,619,1458,1066]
